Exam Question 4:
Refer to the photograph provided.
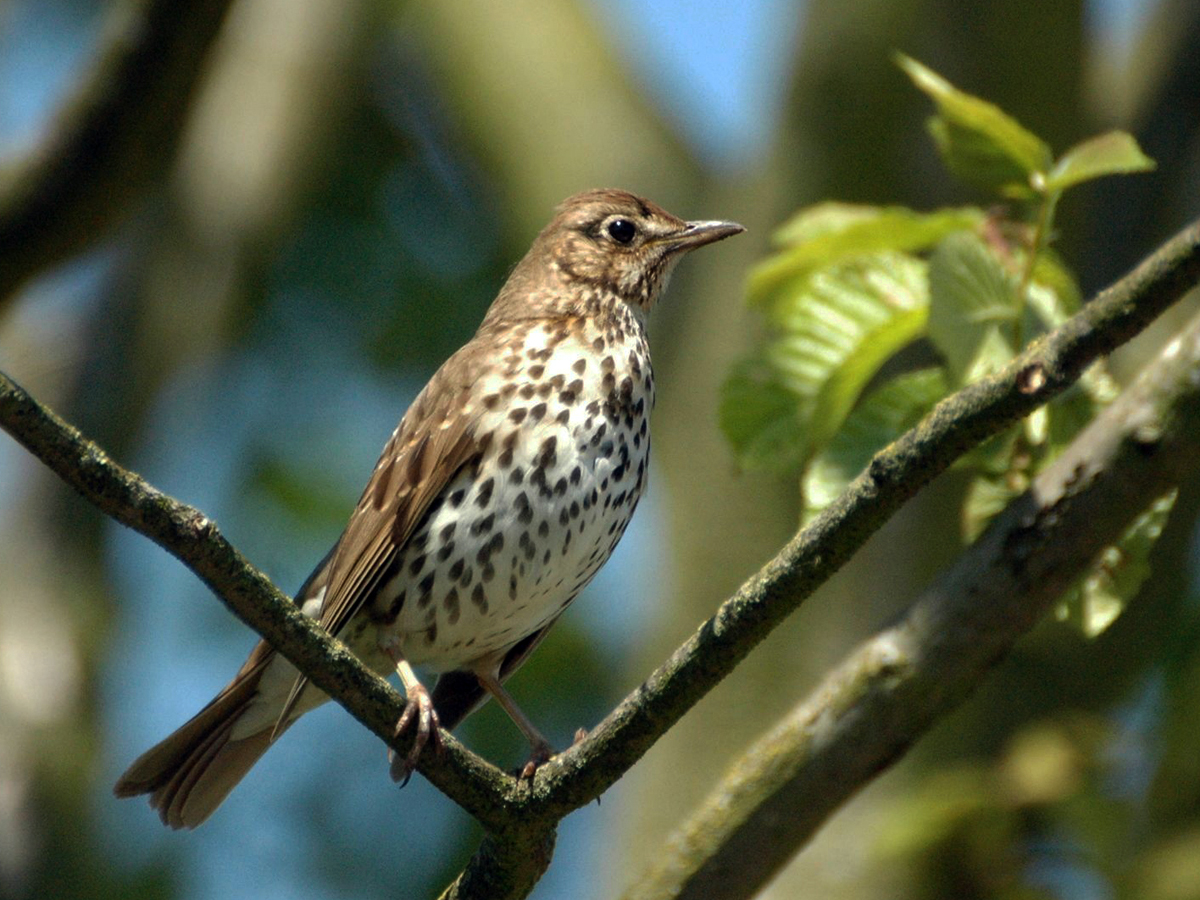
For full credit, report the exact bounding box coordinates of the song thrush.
[114,188,743,828]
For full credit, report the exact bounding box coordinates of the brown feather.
[113,653,273,828]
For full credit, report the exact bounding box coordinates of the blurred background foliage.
[0,1,1198,899]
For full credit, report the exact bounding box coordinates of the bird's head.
[491,189,744,322]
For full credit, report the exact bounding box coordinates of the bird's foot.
[518,738,555,780]
[388,682,443,786]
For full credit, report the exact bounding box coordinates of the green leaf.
[897,54,1052,196]
[1028,248,1083,324]
[963,470,1027,541]
[719,359,806,474]
[1043,131,1155,193]
[1056,489,1178,637]
[749,204,981,308]
[927,233,1018,382]
[767,253,929,454]
[804,368,948,521]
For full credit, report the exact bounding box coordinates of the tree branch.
[0,218,1198,900]
[622,301,1200,900]
[0,0,236,303]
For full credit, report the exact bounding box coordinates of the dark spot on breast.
[448,558,464,580]
[570,500,580,519]
[471,583,488,613]
[482,393,500,410]
[515,491,533,524]
[593,337,605,351]
[418,572,436,607]
[554,477,568,496]
[556,409,570,425]
[559,507,570,526]
[444,588,460,623]
[408,554,427,576]
[572,358,586,374]
[449,488,466,508]
[510,407,528,424]
[511,466,525,485]
[530,402,547,422]
[437,541,454,562]
[529,364,545,379]
[470,512,496,536]
[539,436,557,467]
[476,477,495,507]
[601,355,615,373]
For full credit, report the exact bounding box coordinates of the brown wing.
[274,346,494,728]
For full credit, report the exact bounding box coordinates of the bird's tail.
[113,649,277,829]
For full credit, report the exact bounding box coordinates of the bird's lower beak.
[665,219,746,252]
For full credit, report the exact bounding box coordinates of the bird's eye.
[606,218,637,244]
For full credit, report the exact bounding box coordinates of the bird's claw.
[388,684,443,785]
[518,739,555,781]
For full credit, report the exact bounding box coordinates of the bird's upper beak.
[662,219,745,252]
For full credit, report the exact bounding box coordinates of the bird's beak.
[662,219,745,252]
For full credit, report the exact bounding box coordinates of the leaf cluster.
[721,55,1160,637]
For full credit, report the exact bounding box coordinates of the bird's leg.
[383,642,443,785]
[475,670,554,779]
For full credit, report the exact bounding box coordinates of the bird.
[114,188,744,828]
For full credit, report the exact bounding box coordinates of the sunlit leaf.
[897,54,1052,197]
[963,470,1026,541]
[767,253,929,453]
[1030,248,1083,318]
[804,368,947,520]
[1043,131,1155,193]
[719,359,806,474]
[1056,489,1178,637]
[928,233,1018,382]
[749,204,980,308]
